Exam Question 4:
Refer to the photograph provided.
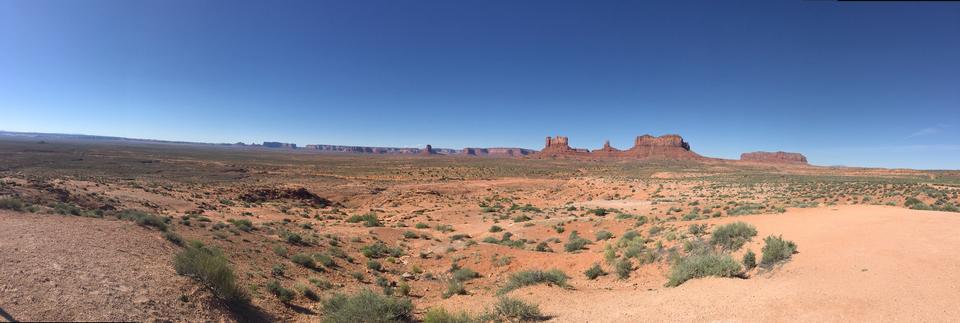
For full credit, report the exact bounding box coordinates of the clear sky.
[2,0,958,169]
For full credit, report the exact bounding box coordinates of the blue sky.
[1,0,958,169]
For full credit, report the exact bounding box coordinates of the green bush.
[743,250,757,270]
[564,231,591,252]
[367,259,383,271]
[173,241,246,304]
[266,279,295,303]
[595,230,614,241]
[584,263,606,280]
[616,258,632,279]
[164,231,184,246]
[227,219,254,232]
[498,269,569,294]
[346,213,382,227]
[0,197,25,211]
[666,253,742,287]
[452,267,480,282]
[489,225,504,233]
[320,290,413,323]
[492,297,542,322]
[292,253,316,269]
[315,253,336,268]
[710,222,757,251]
[116,209,168,231]
[423,307,480,323]
[760,235,797,268]
[442,279,466,298]
[361,241,403,258]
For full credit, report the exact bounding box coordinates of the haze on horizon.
[1,0,958,169]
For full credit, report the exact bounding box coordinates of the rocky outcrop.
[419,145,435,156]
[740,151,808,165]
[536,134,701,160]
[622,134,698,159]
[538,136,591,157]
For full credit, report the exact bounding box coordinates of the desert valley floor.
[1,138,959,322]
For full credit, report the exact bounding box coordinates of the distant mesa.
[263,141,297,149]
[740,151,808,165]
[536,134,702,160]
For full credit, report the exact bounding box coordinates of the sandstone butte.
[740,151,809,165]
[535,134,703,160]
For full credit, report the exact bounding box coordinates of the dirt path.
[0,211,230,322]
[512,205,960,322]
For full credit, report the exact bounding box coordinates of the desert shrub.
[282,231,304,244]
[173,241,246,304]
[423,307,480,323]
[595,230,614,241]
[346,213,382,227]
[415,222,430,229]
[367,259,383,271]
[442,279,467,298]
[492,297,542,322]
[271,263,286,276]
[315,253,336,268]
[320,290,413,323]
[564,231,591,252]
[362,242,404,258]
[727,203,765,216]
[227,219,254,232]
[616,258,633,279]
[273,245,288,257]
[760,235,797,268]
[498,269,569,294]
[666,253,742,287]
[164,231,184,246]
[310,277,335,290]
[534,241,552,252]
[710,222,757,251]
[743,250,757,270]
[292,253,316,269]
[117,209,168,231]
[452,267,480,282]
[584,263,606,280]
[266,279,295,303]
[298,284,320,301]
[402,231,419,239]
[489,225,504,233]
[587,208,610,216]
[0,197,25,211]
[688,224,707,237]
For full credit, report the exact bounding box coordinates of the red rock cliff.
[740,151,808,165]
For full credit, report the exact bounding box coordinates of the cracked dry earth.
[0,210,229,322]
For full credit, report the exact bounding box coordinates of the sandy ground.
[0,211,229,322]
[506,205,960,322]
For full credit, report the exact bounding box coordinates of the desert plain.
[1,136,959,322]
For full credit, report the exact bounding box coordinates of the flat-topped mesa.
[537,135,590,157]
[633,134,690,150]
[622,134,701,159]
[741,151,808,165]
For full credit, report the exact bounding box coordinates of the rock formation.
[536,134,701,160]
[538,136,591,157]
[419,145,435,156]
[740,151,808,165]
